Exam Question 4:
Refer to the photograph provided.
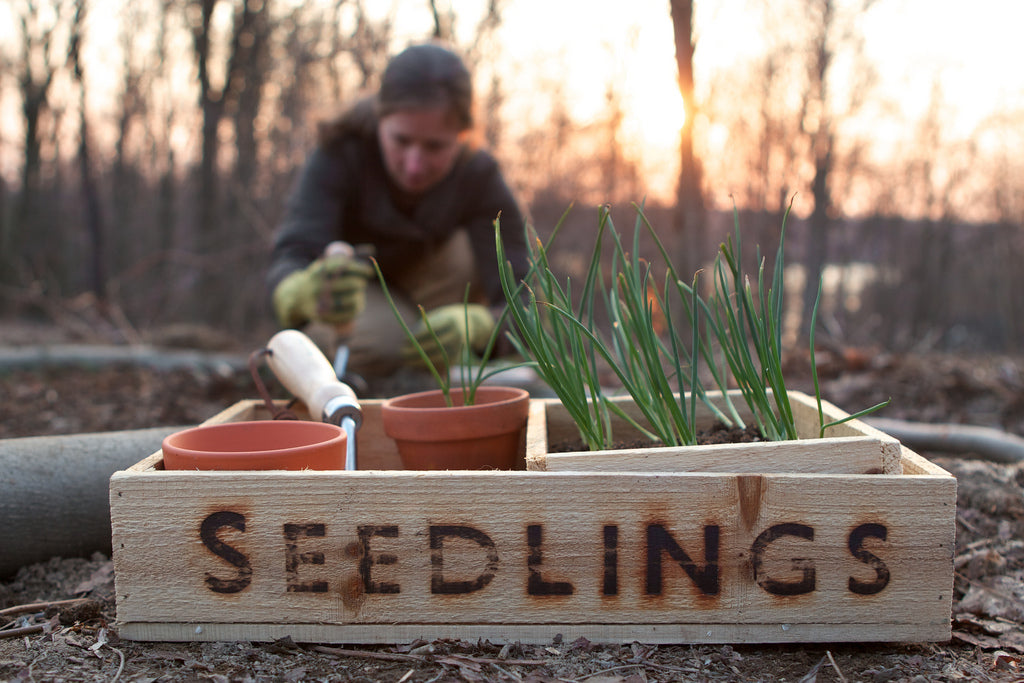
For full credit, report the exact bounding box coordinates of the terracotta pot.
[381,386,530,470]
[162,420,346,471]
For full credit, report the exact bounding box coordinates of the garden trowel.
[266,329,362,470]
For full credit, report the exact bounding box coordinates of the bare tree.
[975,111,1024,349]
[0,41,10,265]
[482,72,505,152]
[347,0,393,89]
[462,0,505,71]
[112,1,146,260]
[5,0,73,291]
[669,0,705,278]
[230,3,271,192]
[794,0,876,337]
[597,79,641,204]
[428,0,454,40]
[182,0,275,323]
[68,0,106,303]
[186,0,219,251]
[752,52,801,254]
[901,83,958,341]
[146,1,182,320]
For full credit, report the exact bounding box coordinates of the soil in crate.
[548,422,763,452]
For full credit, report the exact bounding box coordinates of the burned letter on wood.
[284,523,328,593]
[751,523,816,596]
[848,523,891,595]
[430,525,499,594]
[646,524,720,596]
[527,524,574,596]
[358,525,400,594]
[200,511,252,594]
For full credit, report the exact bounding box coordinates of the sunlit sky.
[494,0,1022,199]
[2,0,1021,201]
[371,0,1021,201]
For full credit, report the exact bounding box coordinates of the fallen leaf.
[993,650,1020,671]
[72,562,113,594]
[798,655,825,683]
[954,612,1018,635]
[953,630,1003,650]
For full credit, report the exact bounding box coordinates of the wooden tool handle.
[266,329,357,423]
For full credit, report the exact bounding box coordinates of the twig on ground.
[0,624,46,639]
[957,511,983,535]
[311,645,424,663]
[826,650,848,682]
[955,571,1024,609]
[490,662,523,681]
[568,663,642,681]
[444,653,546,666]
[312,644,547,668]
[108,646,125,683]
[28,654,44,682]
[0,598,91,618]
[799,655,825,683]
[955,540,1024,570]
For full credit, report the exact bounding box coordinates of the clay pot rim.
[381,385,528,413]
[380,386,530,470]
[162,420,345,460]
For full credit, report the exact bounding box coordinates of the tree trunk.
[801,143,832,337]
[194,0,221,253]
[669,0,705,279]
[13,72,50,284]
[797,0,835,339]
[227,0,271,331]
[70,0,107,304]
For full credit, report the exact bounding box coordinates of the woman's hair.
[377,43,473,130]
[318,43,473,147]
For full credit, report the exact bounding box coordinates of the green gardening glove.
[273,252,374,329]
[402,303,496,369]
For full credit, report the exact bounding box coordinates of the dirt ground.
[3,321,1024,681]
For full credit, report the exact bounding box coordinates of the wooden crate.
[527,390,906,474]
[110,391,955,644]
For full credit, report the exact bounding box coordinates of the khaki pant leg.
[347,230,482,377]
[392,229,484,309]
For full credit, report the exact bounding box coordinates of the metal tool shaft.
[342,416,357,471]
[267,329,363,471]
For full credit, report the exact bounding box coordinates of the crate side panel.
[535,392,902,474]
[524,400,549,469]
[117,619,950,645]
[203,400,266,425]
[111,470,953,636]
[539,436,883,474]
[900,446,952,476]
[539,393,760,447]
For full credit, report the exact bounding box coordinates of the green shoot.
[371,258,521,407]
[498,204,722,449]
[496,209,615,450]
[809,276,891,437]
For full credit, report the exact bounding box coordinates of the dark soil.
[697,422,763,444]
[550,423,762,452]
[4,324,1024,681]
[0,364,260,439]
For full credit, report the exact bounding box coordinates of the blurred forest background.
[1,0,1021,353]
